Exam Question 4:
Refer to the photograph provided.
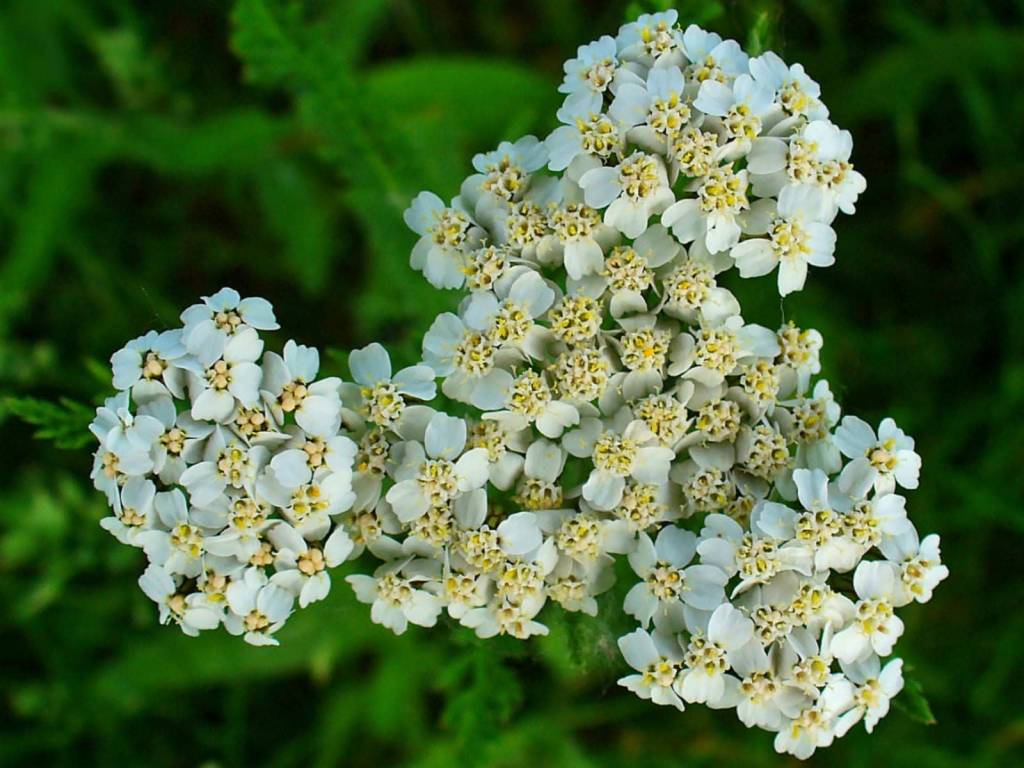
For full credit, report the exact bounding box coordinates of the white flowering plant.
[87,10,946,760]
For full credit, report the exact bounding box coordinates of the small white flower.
[694,73,776,144]
[111,329,198,403]
[624,527,727,631]
[347,562,443,635]
[749,51,827,120]
[100,475,157,545]
[545,106,628,172]
[731,184,837,295]
[579,151,675,238]
[343,342,436,428]
[749,120,866,220]
[835,416,921,494]
[566,418,674,511]
[224,566,295,646]
[830,560,905,664]
[421,311,514,409]
[260,339,342,437]
[835,656,904,736]
[268,522,354,607]
[385,412,490,523]
[662,164,750,254]
[179,428,268,507]
[403,192,482,289]
[257,466,355,540]
[190,327,264,423]
[136,489,208,577]
[617,627,686,711]
[879,526,949,606]
[180,287,278,359]
[618,10,684,67]
[675,603,755,706]
[680,25,748,83]
[697,509,813,594]
[138,564,222,636]
[559,35,621,111]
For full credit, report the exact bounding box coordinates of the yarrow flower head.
[91,11,945,760]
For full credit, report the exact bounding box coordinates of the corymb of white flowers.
[89,10,947,760]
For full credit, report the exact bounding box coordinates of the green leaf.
[746,7,779,57]
[3,396,95,449]
[229,0,307,87]
[895,670,937,726]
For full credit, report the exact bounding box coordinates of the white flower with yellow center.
[658,240,737,325]
[461,270,555,358]
[680,25,748,85]
[773,700,841,760]
[617,627,687,711]
[469,135,548,209]
[545,107,627,172]
[791,468,863,573]
[111,329,198,404]
[385,413,489,523]
[483,368,580,439]
[136,396,213,485]
[341,342,437,429]
[260,339,342,438]
[422,311,515,410]
[748,119,866,221]
[566,418,674,511]
[776,322,823,396]
[268,433,357,490]
[668,313,780,395]
[697,508,813,595]
[675,603,755,706]
[267,521,354,607]
[138,564,221,637]
[539,201,620,280]
[403,191,482,289]
[662,164,750,254]
[179,428,267,507]
[180,287,278,360]
[601,224,679,317]
[136,489,209,578]
[632,65,693,148]
[617,10,685,67]
[750,51,828,120]
[695,73,776,144]
[624,527,728,632]
[89,392,164,508]
[834,656,903,737]
[100,475,157,545]
[580,151,675,238]
[347,563,444,635]
[835,416,921,495]
[732,185,837,296]
[188,326,264,423]
[879,526,949,606]
[565,36,619,91]
[258,466,355,540]
[831,560,905,664]
[223,566,295,646]
[610,323,675,402]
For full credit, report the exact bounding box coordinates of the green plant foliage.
[3,397,94,449]
[1,1,1022,767]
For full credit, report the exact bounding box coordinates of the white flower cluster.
[393,10,944,758]
[91,288,376,646]
[88,11,947,759]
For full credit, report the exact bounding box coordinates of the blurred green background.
[1,0,1022,766]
